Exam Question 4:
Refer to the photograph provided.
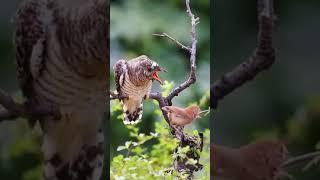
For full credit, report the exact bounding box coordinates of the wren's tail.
[122,99,143,125]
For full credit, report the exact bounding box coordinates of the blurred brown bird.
[162,104,203,126]
[211,140,289,180]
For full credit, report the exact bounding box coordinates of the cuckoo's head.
[138,55,167,85]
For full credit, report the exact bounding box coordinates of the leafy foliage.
[110,120,210,179]
[110,81,210,179]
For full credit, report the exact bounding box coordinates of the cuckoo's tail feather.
[122,100,143,125]
[42,116,104,180]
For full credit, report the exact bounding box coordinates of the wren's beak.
[196,114,202,119]
[152,66,167,85]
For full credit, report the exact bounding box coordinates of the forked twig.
[152,33,191,52]
[0,89,60,122]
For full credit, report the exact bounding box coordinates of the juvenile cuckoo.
[14,0,108,179]
[114,55,166,125]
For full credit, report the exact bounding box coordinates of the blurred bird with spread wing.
[14,0,108,179]
[114,55,166,125]
[162,104,207,126]
[212,140,289,180]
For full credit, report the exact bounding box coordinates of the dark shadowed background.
[0,1,45,179]
[212,0,320,179]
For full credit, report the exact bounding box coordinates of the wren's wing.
[239,140,288,179]
[163,106,190,119]
[114,59,127,94]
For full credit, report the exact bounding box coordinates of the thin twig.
[281,151,320,169]
[211,0,275,109]
[153,33,191,53]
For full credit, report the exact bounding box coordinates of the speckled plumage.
[114,55,163,125]
[14,0,108,179]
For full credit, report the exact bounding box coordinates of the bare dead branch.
[166,0,198,103]
[0,88,60,122]
[152,33,191,53]
[211,0,275,109]
[151,0,202,176]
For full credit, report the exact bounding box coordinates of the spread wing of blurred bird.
[14,0,108,179]
[211,140,289,180]
[114,55,166,125]
[162,104,203,126]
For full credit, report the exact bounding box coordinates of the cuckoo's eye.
[147,63,156,72]
[146,64,152,71]
[150,65,155,71]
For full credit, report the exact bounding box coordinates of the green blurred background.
[213,0,320,179]
[110,0,210,160]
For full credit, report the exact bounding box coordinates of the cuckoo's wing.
[47,0,109,78]
[114,59,127,94]
[14,0,46,100]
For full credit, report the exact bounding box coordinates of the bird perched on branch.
[14,0,108,179]
[162,104,206,126]
[114,55,166,125]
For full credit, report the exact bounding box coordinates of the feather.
[113,55,165,124]
[14,0,108,179]
[162,104,201,126]
[212,140,288,180]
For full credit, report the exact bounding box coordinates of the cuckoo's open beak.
[152,71,163,85]
[152,66,167,85]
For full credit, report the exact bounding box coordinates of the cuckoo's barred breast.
[121,73,152,125]
[14,0,109,180]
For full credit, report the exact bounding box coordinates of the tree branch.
[281,151,320,169]
[0,88,60,122]
[211,0,275,109]
[166,0,198,103]
[152,33,191,53]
